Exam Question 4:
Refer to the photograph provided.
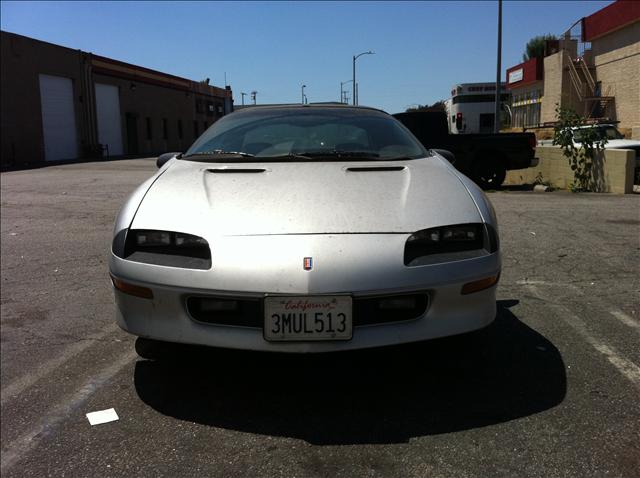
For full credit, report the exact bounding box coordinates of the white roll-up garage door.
[39,74,78,161]
[95,83,124,156]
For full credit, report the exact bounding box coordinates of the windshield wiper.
[379,156,415,161]
[336,150,379,158]
[182,150,256,159]
[253,151,381,162]
[291,150,381,160]
[254,153,313,161]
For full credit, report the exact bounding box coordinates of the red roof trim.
[505,57,543,90]
[582,0,640,41]
[92,67,189,92]
[91,54,194,85]
[91,54,231,97]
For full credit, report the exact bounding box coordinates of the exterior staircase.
[565,53,615,121]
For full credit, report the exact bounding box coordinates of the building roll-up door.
[95,83,124,156]
[39,74,78,161]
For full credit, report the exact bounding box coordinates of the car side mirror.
[156,152,181,168]
[432,149,456,164]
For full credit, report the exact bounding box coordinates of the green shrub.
[552,106,607,192]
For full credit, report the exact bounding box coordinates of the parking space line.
[589,342,640,386]
[527,285,640,389]
[0,349,137,474]
[517,279,639,334]
[1,322,119,406]
[515,279,582,293]
[610,311,640,333]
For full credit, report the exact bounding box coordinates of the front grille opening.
[187,296,262,327]
[353,293,428,326]
[187,293,429,329]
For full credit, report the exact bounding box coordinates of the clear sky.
[1,0,611,114]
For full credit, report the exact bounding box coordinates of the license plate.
[264,296,352,342]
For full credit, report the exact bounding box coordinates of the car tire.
[472,159,506,190]
[134,337,175,360]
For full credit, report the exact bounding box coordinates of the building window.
[216,103,224,115]
[163,118,168,140]
[146,117,152,140]
[177,120,183,140]
[207,102,214,116]
[193,120,199,138]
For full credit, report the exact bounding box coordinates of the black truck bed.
[394,111,537,189]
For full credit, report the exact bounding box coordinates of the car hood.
[130,157,482,236]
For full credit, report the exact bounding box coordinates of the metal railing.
[564,53,585,100]
[577,57,596,94]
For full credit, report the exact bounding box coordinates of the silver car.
[109,105,501,354]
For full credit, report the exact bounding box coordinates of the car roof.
[573,124,616,129]
[229,104,390,117]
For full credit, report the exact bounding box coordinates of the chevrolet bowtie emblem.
[303,257,313,271]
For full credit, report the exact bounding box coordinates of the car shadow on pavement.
[134,300,566,445]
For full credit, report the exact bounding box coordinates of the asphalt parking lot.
[1,158,639,477]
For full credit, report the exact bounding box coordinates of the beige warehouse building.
[506,0,639,137]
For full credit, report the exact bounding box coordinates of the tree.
[522,34,557,62]
[405,100,445,113]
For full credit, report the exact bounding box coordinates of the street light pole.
[241,92,246,106]
[301,84,306,105]
[352,51,374,105]
[494,0,502,133]
[352,57,355,105]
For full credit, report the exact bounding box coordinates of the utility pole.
[494,0,502,133]
[341,80,353,104]
[301,84,306,105]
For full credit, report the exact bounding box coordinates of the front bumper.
[109,234,501,352]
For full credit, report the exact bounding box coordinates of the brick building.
[506,0,639,137]
[1,31,233,169]
[585,1,640,136]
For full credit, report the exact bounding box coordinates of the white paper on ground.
[86,408,119,425]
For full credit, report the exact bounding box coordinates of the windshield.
[574,126,624,142]
[183,107,428,161]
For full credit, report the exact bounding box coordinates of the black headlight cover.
[112,229,128,258]
[404,223,497,266]
[119,229,211,269]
